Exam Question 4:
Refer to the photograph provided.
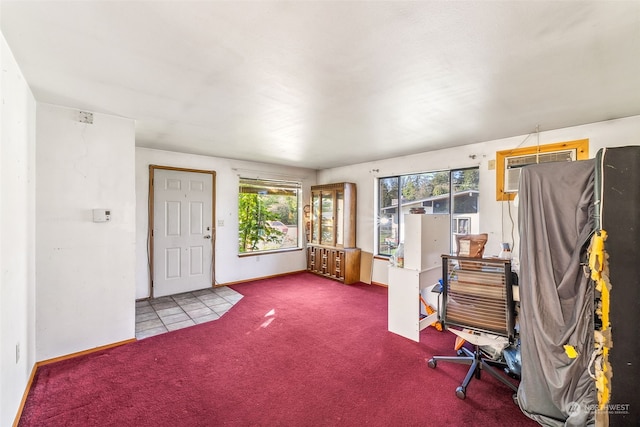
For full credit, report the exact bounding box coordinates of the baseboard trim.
[36,338,137,367]
[370,281,388,288]
[13,338,136,426]
[12,363,38,427]
[219,270,308,286]
[136,271,309,299]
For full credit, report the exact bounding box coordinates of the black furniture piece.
[427,255,518,399]
[595,147,639,426]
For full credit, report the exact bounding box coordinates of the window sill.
[238,247,304,258]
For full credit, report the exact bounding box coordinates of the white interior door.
[153,168,214,297]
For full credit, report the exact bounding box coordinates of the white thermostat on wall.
[93,209,111,222]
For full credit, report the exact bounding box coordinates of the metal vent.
[504,150,575,193]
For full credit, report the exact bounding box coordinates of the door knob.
[204,235,211,239]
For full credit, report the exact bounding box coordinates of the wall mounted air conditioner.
[496,139,589,201]
[504,150,576,193]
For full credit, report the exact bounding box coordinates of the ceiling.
[2,1,640,169]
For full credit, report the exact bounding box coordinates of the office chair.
[427,255,518,400]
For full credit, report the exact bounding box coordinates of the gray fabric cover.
[517,160,596,426]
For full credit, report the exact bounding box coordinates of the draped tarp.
[517,159,596,426]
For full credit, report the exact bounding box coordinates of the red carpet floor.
[19,273,538,426]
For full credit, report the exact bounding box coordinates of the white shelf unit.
[387,214,450,342]
[388,266,441,342]
[403,214,450,271]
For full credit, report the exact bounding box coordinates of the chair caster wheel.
[427,359,436,368]
[455,386,466,400]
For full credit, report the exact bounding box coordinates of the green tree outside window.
[238,178,300,254]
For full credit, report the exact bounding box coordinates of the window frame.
[238,177,302,256]
[376,167,479,257]
[453,217,471,234]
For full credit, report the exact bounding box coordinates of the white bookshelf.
[388,266,441,342]
[403,214,450,271]
[388,214,450,342]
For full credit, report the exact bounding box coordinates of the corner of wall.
[0,30,38,427]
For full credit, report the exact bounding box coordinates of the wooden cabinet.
[307,246,361,284]
[309,182,356,248]
[307,182,360,284]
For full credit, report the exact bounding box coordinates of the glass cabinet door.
[335,191,344,246]
[320,191,334,245]
[311,192,320,244]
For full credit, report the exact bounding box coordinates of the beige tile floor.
[135,286,243,339]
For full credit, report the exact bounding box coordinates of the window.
[453,217,470,234]
[238,178,301,254]
[377,168,479,256]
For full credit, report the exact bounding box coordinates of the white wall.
[135,148,317,299]
[0,33,37,427]
[36,104,136,361]
[318,115,640,285]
